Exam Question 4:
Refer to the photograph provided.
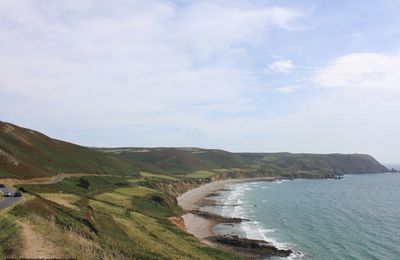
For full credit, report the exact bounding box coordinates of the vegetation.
[139,171,179,181]
[0,121,137,179]
[0,215,22,258]
[1,121,387,180]
[0,121,389,259]
[77,177,91,189]
[187,170,215,178]
[5,175,237,259]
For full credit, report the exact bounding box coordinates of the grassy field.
[139,171,179,181]
[22,176,131,196]
[3,174,238,259]
[187,170,215,178]
[38,193,81,211]
[114,186,160,197]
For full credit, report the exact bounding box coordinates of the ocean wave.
[216,182,303,259]
[274,179,289,184]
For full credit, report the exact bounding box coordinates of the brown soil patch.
[168,216,186,231]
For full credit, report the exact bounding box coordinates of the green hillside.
[239,152,388,177]
[100,147,388,178]
[0,122,136,179]
[0,121,388,180]
[98,147,250,175]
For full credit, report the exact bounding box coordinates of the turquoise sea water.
[212,173,400,260]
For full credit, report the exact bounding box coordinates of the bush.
[151,194,164,204]
[17,186,27,193]
[77,178,90,189]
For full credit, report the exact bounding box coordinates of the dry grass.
[116,212,218,260]
[88,199,126,216]
[126,178,144,183]
[114,186,159,197]
[95,192,132,208]
[24,215,129,260]
[38,193,80,211]
[140,172,179,181]
[187,170,215,178]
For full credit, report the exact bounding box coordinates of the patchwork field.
[0,174,238,259]
[187,170,215,178]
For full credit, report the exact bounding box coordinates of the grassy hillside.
[98,147,250,175]
[0,122,137,179]
[100,147,388,178]
[0,121,388,180]
[2,175,237,259]
[239,152,388,177]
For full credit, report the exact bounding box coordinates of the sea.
[206,173,400,260]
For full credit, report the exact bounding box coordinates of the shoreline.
[177,176,280,211]
[177,176,289,257]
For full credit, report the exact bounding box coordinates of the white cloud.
[268,59,296,74]
[277,85,298,94]
[0,1,304,127]
[315,53,400,89]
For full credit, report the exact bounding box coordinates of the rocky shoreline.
[177,177,298,259]
[189,209,294,258]
[207,235,293,258]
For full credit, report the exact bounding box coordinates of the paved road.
[0,185,22,209]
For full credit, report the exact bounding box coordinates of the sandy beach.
[177,177,279,242]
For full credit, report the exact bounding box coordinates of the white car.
[3,192,13,197]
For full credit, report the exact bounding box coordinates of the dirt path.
[1,173,110,185]
[17,220,64,258]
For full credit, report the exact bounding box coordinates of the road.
[0,173,110,185]
[0,185,22,209]
[0,173,109,210]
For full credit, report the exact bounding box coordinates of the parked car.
[3,192,13,197]
[13,191,22,197]
[0,183,5,188]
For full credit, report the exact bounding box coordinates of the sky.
[0,0,399,163]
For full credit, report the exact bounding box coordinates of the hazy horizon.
[1,1,399,163]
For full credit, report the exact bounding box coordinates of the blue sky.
[0,0,399,163]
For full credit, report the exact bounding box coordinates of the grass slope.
[99,147,251,175]
[239,152,388,177]
[6,176,238,259]
[0,122,137,179]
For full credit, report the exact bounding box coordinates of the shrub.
[17,186,27,193]
[77,178,90,189]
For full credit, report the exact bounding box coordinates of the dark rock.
[207,235,293,257]
[205,192,221,197]
[190,210,249,223]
